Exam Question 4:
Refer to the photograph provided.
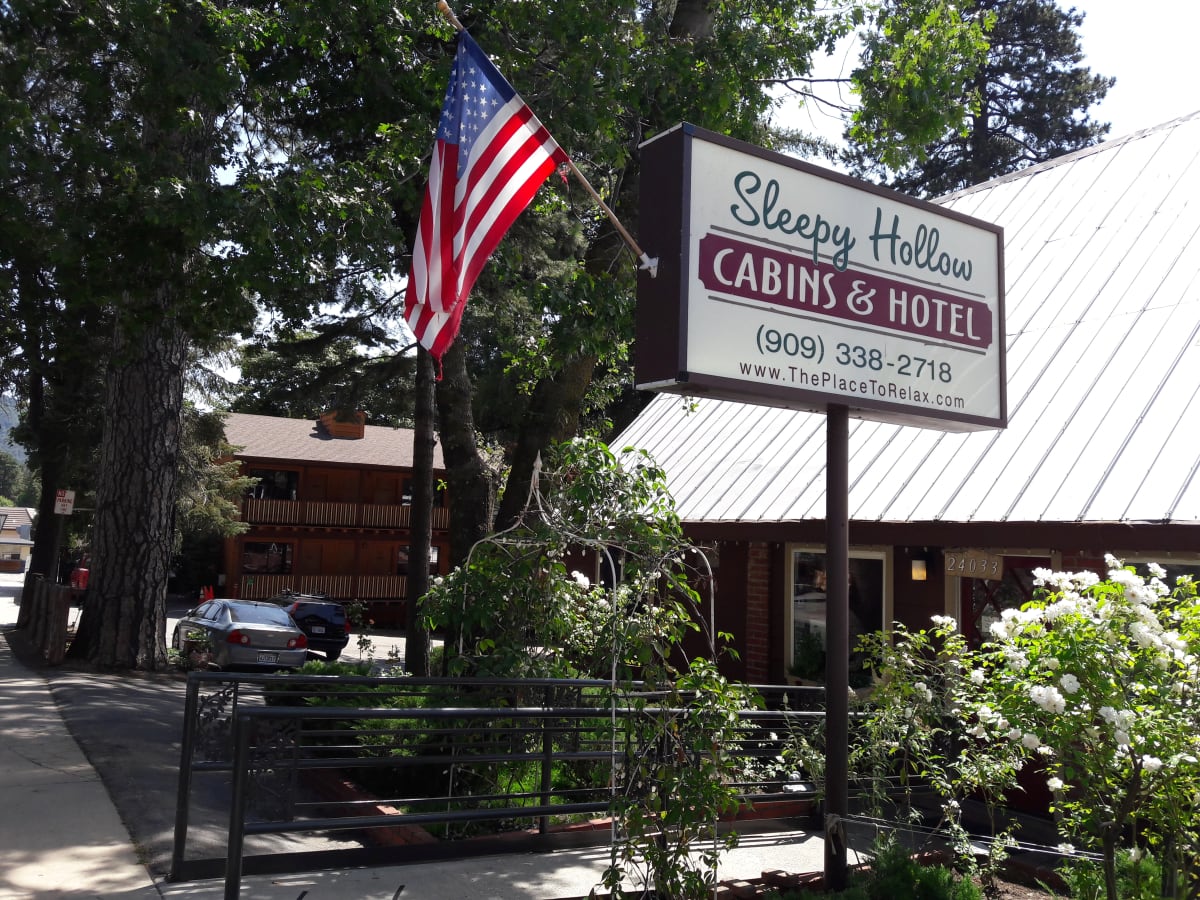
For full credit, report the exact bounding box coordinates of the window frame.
[240,540,295,575]
[784,544,892,680]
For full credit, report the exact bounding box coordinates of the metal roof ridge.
[934,110,1200,204]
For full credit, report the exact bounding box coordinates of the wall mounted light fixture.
[911,558,928,582]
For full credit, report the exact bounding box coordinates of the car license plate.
[310,625,326,634]
[257,652,278,664]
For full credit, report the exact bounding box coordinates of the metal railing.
[169,672,825,897]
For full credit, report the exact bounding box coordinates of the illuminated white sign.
[636,124,1006,431]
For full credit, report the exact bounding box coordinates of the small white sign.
[54,489,75,515]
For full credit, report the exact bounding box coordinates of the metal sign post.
[823,404,849,889]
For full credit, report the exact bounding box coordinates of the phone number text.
[755,325,953,383]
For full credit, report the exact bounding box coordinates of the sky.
[783,0,1200,150]
[1075,0,1199,138]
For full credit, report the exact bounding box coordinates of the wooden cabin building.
[220,412,448,626]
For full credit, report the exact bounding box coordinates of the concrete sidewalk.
[0,617,162,898]
[0,572,830,898]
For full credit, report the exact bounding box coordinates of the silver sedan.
[172,599,309,669]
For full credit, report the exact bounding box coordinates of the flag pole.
[435,1,659,277]
[436,0,464,31]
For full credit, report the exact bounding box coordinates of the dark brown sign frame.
[636,123,1007,432]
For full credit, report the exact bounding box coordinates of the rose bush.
[962,558,1200,900]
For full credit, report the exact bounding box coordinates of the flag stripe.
[459,151,561,299]
[454,104,561,286]
[457,122,564,295]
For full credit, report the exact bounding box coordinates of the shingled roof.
[222,413,445,470]
[0,507,35,532]
[616,111,1200,526]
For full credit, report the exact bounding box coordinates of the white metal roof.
[616,112,1200,525]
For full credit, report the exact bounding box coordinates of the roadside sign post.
[636,123,1007,888]
[54,489,75,516]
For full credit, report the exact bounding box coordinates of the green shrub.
[854,837,981,900]
[1058,849,1161,900]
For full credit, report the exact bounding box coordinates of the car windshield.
[228,604,293,627]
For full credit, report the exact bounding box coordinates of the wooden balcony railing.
[243,499,448,531]
[236,574,409,602]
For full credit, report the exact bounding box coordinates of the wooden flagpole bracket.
[436,1,464,32]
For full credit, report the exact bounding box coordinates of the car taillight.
[226,629,251,645]
[345,621,352,634]
[288,634,308,650]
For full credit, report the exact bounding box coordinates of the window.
[247,468,299,500]
[964,561,1043,648]
[401,478,446,508]
[229,604,293,626]
[397,545,440,575]
[242,541,293,574]
[787,546,888,683]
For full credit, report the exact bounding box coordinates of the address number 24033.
[944,550,1003,580]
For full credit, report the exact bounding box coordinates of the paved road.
[0,574,420,877]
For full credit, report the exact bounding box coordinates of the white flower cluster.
[1029,683,1066,714]
[988,606,1043,641]
[1099,706,1136,747]
[1044,595,1093,621]
[1033,568,1100,592]
[967,703,1011,740]
[1025,562,1197,682]
[1002,647,1030,671]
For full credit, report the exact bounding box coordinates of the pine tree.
[852,0,1113,197]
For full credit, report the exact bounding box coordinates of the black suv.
[264,591,350,661]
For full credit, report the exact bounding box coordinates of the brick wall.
[744,542,771,682]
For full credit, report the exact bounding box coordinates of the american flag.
[404,32,568,371]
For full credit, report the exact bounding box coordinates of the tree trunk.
[404,347,435,676]
[435,340,497,559]
[1102,827,1119,900]
[493,352,598,531]
[668,0,717,40]
[19,465,64,629]
[19,347,61,626]
[434,340,497,661]
[70,304,187,670]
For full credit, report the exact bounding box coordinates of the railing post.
[224,712,252,900]
[539,718,553,835]
[169,673,202,881]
